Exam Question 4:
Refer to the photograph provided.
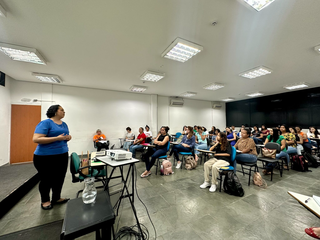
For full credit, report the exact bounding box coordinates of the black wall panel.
[226,87,320,128]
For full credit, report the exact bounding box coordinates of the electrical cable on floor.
[114,165,157,240]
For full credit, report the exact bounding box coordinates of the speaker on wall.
[0,72,5,87]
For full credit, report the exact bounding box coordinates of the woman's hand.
[66,135,72,141]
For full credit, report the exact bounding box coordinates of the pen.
[305,198,311,203]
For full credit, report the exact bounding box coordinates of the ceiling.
[0,0,320,102]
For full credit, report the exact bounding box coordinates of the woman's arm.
[209,143,218,151]
[156,136,169,146]
[33,133,68,144]
[153,134,161,144]
[264,138,269,145]
[215,153,230,157]
[280,139,286,151]
[201,134,206,141]
[257,133,264,139]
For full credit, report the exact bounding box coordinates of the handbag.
[252,172,267,188]
[261,148,276,159]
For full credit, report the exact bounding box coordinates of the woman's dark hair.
[226,127,232,133]
[46,105,60,118]
[203,127,207,132]
[290,127,297,134]
[280,124,290,134]
[126,127,131,131]
[145,125,150,130]
[215,129,220,134]
[212,126,216,132]
[261,125,267,130]
[270,128,280,142]
[182,125,187,131]
[139,127,144,132]
[197,126,203,131]
[243,128,251,137]
[161,126,170,134]
[218,132,228,151]
[253,125,258,131]
[296,126,301,131]
[310,126,320,138]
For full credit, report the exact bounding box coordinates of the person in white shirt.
[123,127,135,151]
[145,125,153,143]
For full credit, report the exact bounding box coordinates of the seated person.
[203,127,209,137]
[193,125,198,134]
[252,125,264,144]
[140,126,170,178]
[237,127,245,138]
[234,128,257,168]
[307,126,319,148]
[226,127,237,146]
[182,125,188,135]
[200,132,232,193]
[263,128,289,174]
[194,126,208,161]
[260,124,270,142]
[144,125,153,143]
[209,126,216,138]
[296,126,312,154]
[231,125,237,133]
[123,127,135,151]
[280,124,297,157]
[168,126,195,169]
[93,129,109,151]
[289,127,304,155]
[212,129,220,142]
[129,127,146,158]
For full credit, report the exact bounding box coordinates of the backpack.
[185,156,197,170]
[292,155,309,172]
[223,172,245,197]
[303,152,318,168]
[160,160,173,175]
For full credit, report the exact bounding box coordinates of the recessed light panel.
[284,82,309,90]
[203,83,225,91]
[243,0,276,11]
[32,73,62,84]
[0,43,46,65]
[130,85,147,93]
[246,92,264,97]
[162,38,203,63]
[222,98,235,102]
[0,4,6,17]
[240,66,272,79]
[180,92,197,97]
[140,71,165,82]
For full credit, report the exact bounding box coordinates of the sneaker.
[200,182,211,189]
[176,162,182,169]
[209,184,217,192]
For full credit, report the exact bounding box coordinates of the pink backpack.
[160,160,173,175]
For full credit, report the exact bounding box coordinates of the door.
[10,105,41,164]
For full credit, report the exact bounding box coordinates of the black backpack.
[292,155,309,172]
[303,152,318,168]
[223,172,245,197]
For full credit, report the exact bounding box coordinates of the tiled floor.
[1,157,319,240]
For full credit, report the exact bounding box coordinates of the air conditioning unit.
[212,102,222,109]
[170,98,184,107]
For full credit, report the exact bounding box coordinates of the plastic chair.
[70,152,106,197]
[176,150,193,170]
[154,142,171,175]
[218,146,237,192]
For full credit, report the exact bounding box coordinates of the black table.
[61,192,115,240]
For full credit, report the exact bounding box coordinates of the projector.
[106,150,132,160]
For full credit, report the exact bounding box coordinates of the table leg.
[132,163,134,204]
[101,225,111,240]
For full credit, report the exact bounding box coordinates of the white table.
[288,191,320,218]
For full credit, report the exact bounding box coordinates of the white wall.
[157,96,226,133]
[10,80,227,155]
[0,75,11,166]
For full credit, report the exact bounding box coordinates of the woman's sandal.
[140,172,151,178]
[305,228,320,239]
[41,203,53,210]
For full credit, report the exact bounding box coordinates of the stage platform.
[0,163,39,218]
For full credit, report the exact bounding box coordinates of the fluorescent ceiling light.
[239,66,272,79]
[162,37,203,63]
[140,71,165,82]
[180,92,197,97]
[314,45,320,54]
[284,82,309,90]
[0,3,6,17]
[32,73,62,84]
[130,85,147,93]
[222,98,235,102]
[243,0,276,11]
[0,42,46,65]
[203,83,225,91]
[246,92,264,97]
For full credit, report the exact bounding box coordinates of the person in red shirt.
[129,127,146,158]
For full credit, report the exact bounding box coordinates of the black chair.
[94,140,109,150]
[236,157,259,186]
[257,142,285,181]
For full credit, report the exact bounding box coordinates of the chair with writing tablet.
[217,146,237,192]
[154,142,171,175]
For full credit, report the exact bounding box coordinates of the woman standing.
[200,132,232,192]
[140,126,170,178]
[33,105,71,210]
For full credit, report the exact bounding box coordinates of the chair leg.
[241,165,245,176]
[155,159,158,175]
[219,173,223,192]
[270,167,273,181]
[248,166,252,186]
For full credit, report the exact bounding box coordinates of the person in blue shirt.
[168,126,195,169]
[33,105,72,210]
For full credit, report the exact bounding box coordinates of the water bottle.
[82,177,97,204]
